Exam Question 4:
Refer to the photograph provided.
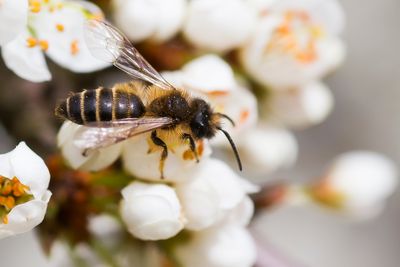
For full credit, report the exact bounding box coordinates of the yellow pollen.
[29,0,41,13]
[39,40,49,51]
[70,39,79,55]
[56,23,64,32]
[26,37,37,48]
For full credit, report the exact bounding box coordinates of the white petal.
[268,81,334,128]
[183,0,256,52]
[238,126,298,175]
[210,87,258,146]
[1,33,51,82]
[176,173,221,230]
[151,0,186,42]
[31,2,110,72]
[0,0,28,45]
[8,142,50,198]
[122,135,211,182]
[180,55,236,93]
[120,182,184,240]
[0,194,50,238]
[174,225,257,267]
[58,122,122,171]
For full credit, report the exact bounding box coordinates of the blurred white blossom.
[235,125,298,175]
[0,0,108,82]
[311,151,398,218]
[113,0,186,42]
[120,182,185,240]
[183,0,256,52]
[241,0,345,88]
[0,142,51,239]
[174,224,257,267]
[267,81,334,128]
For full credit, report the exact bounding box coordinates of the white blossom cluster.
[0,0,108,82]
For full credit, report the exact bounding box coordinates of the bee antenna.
[215,113,235,127]
[216,127,242,171]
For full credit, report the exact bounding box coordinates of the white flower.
[57,121,122,171]
[267,81,334,128]
[176,158,258,231]
[183,0,257,52]
[235,125,298,175]
[113,0,186,42]
[174,225,257,267]
[120,182,185,240]
[0,142,51,239]
[0,0,109,82]
[311,151,398,218]
[241,0,345,88]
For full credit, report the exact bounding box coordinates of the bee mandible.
[55,20,242,178]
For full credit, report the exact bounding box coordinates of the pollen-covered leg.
[151,130,168,179]
[182,133,199,163]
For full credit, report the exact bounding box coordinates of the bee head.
[189,99,216,139]
[190,98,242,171]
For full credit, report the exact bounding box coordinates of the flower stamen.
[70,40,79,55]
[29,0,41,13]
[26,37,38,48]
[56,23,65,32]
[0,176,33,224]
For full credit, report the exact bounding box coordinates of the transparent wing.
[84,19,174,91]
[73,117,174,152]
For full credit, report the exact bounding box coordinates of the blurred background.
[1,0,400,266]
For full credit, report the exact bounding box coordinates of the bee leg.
[151,130,168,179]
[182,133,199,163]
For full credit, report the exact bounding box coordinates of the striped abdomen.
[56,87,146,125]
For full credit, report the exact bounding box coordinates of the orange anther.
[26,37,37,48]
[39,40,49,51]
[239,109,250,124]
[70,39,79,55]
[56,23,64,32]
[4,196,15,210]
[2,216,8,224]
[29,0,41,13]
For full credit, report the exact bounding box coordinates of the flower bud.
[183,0,256,52]
[120,182,185,240]
[237,125,298,175]
[268,81,334,128]
[311,151,398,218]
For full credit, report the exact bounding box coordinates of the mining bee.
[55,19,242,178]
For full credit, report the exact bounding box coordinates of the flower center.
[0,176,33,224]
[266,10,324,64]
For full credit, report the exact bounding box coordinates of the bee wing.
[73,117,174,152]
[84,19,174,91]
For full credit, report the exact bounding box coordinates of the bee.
[55,19,242,178]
